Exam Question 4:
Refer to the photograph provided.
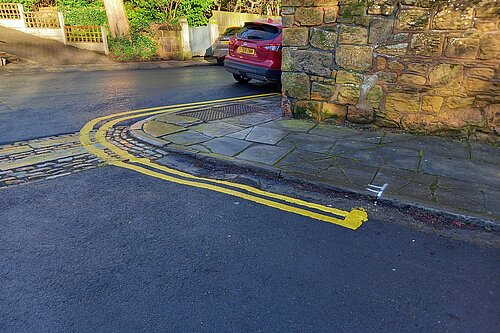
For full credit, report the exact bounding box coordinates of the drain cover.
[179,104,264,121]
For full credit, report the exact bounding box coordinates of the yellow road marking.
[79,94,368,230]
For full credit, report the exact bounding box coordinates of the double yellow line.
[79,93,368,230]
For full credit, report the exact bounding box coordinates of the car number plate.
[220,41,229,45]
[237,46,255,55]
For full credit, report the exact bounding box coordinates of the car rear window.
[222,27,241,37]
[236,23,281,41]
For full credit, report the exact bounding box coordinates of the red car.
[224,20,282,84]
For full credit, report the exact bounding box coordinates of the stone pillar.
[281,0,500,142]
[179,18,192,58]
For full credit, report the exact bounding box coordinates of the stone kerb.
[281,0,500,142]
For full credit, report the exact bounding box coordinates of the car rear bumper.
[224,58,281,82]
[213,45,228,58]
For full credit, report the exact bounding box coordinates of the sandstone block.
[368,1,396,16]
[294,100,323,120]
[282,0,303,6]
[282,72,311,100]
[469,68,495,80]
[476,1,500,18]
[406,63,428,74]
[485,104,500,127]
[445,97,475,109]
[479,33,500,60]
[385,92,420,113]
[281,7,295,15]
[421,96,443,113]
[336,45,373,72]
[388,61,404,71]
[282,28,309,47]
[444,38,480,59]
[310,28,337,50]
[336,70,363,85]
[400,74,426,86]
[366,85,384,109]
[375,43,408,56]
[429,64,464,88]
[393,33,409,43]
[311,82,335,100]
[322,103,347,120]
[324,7,339,23]
[293,50,334,77]
[378,71,398,84]
[338,25,368,45]
[375,57,387,71]
[410,33,444,57]
[295,7,324,26]
[347,105,374,124]
[474,20,498,32]
[395,8,430,31]
[304,0,339,6]
[466,78,498,93]
[337,86,361,105]
[433,3,473,30]
[281,47,296,71]
[282,15,295,28]
[369,18,394,45]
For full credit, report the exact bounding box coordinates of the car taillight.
[229,37,235,46]
[260,44,281,52]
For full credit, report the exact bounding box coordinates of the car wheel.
[216,57,224,65]
[233,74,251,83]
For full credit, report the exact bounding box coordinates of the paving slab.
[308,124,358,139]
[390,180,435,205]
[143,121,186,138]
[330,138,380,155]
[162,130,211,146]
[224,112,281,127]
[260,119,316,132]
[277,132,336,154]
[435,187,485,214]
[155,114,202,127]
[275,149,330,168]
[421,157,500,187]
[227,127,253,140]
[395,136,470,159]
[201,137,252,157]
[236,144,292,165]
[245,126,288,145]
[469,142,500,165]
[190,121,245,138]
[371,167,414,193]
[348,131,385,144]
[484,191,500,217]
[337,149,386,166]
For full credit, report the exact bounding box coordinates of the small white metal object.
[366,183,388,199]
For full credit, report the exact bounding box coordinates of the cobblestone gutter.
[0,128,166,188]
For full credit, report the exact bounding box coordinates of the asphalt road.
[0,66,272,144]
[1,67,499,332]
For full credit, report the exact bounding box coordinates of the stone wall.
[281,0,500,141]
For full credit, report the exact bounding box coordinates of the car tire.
[216,57,224,65]
[233,74,251,83]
